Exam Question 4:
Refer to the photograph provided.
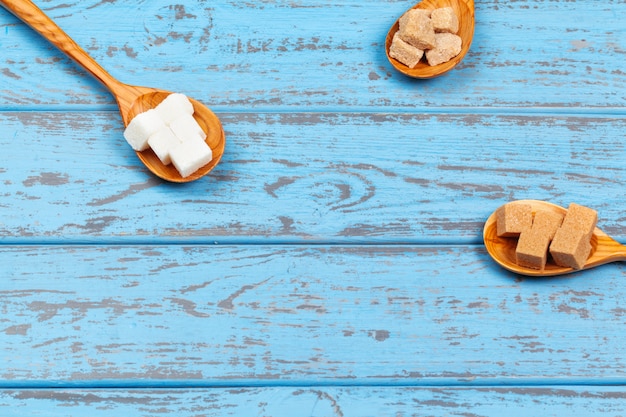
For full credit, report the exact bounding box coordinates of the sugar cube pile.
[496,202,598,271]
[123,93,213,178]
[389,7,462,68]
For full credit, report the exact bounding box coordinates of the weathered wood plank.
[1,386,626,416]
[1,111,625,242]
[2,245,626,383]
[2,0,626,411]
[1,0,625,110]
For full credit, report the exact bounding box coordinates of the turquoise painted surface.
[1,1,626,110]
[2,245,626,385]
[0,387,626,416]
[1,0,626,415]
[1,112,625,243]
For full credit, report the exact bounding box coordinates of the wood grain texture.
[2,245,626,383]
[1,0,626,413]
[1,112,626,243]
[1,0,626,110]
[0,387,625,416]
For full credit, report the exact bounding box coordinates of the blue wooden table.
[2,0,626,415]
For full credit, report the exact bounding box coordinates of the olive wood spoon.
[483,200,626,277]
[0,0,225,182]
[385,0,475,78]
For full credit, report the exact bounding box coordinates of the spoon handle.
[0,0,123,92]
[589,233,626,267]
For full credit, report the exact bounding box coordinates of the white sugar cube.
[123,109,166,151]
[170,136,213,178]
[156,93,194,124]
[169,114,207,142]
[147,127,182,165]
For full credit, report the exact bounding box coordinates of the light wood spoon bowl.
[0,0,225,182]
[385,0,475,78]
[483,200,626,277]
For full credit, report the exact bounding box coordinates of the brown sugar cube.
[425,33,462,66]
[559,203,597,234]
[515,210,564,270]
[516,229,549,270]
[549,203,597,270]
[496,202,532,237]
[398,9,436,50]
[399,8,431,28]
[431,7,459,34]
[549,228,592,270]
[389,33,424,68]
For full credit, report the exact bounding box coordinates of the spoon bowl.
[1,0,225,182]
[385,0,475,78]
[483,200,626,277]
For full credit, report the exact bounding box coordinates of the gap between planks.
[2,108,626,117]
[1,379,626,390]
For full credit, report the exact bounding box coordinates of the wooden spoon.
[483,200,626,277]
[0,0,225,182]
[385,0,475,78]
